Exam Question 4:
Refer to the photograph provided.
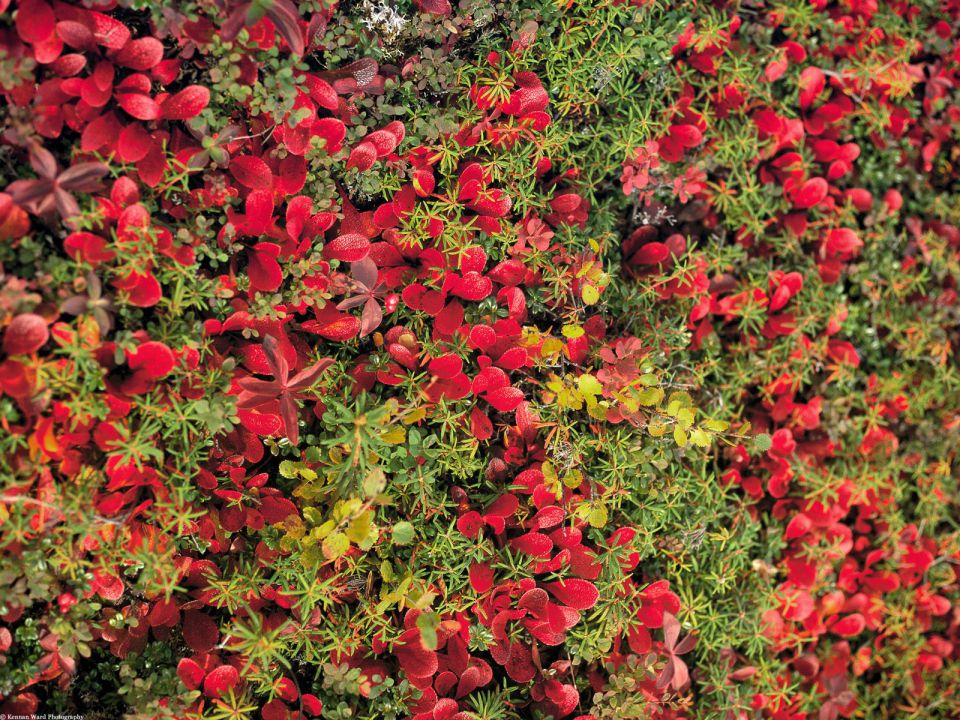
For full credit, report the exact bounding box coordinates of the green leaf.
[391,521,415,545]
[416,612,440,651]
[753,433,772,453]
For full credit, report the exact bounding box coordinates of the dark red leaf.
[3,314,49,355]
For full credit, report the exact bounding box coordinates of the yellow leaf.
[587,505,608,528]
[322,532,350,560]
[562,324,584,339]
[581,284,600,305]
[541,338,564,358]
[637,387,664,406]
[381,426,406,444]
[588,402,608,421]
[621,395,639,414]
[577,374,603,397]
[690,428,711,447]
[648,417,669,437]
[543,461,557,483]
[668,391,693,408]
[403,407,427,425]
[563,469,584,489]
[313,519,336,540]
[677,407,696,430]
[674,427,688,447]
[346,511,373,543]
[300,545,322,567]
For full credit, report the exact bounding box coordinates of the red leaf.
[115,37,164,70]
[544,680,579,717]
[148,598,179,628]
[469,407,493,441]
[57,21,96,51]
[486,387,524,413]
[395,628,439,678]
[17,0,56,43]
[117,92,160,121]
[245,190,275,235]
[793,177,828,209]
[832,613,866,637]
[313,117,346,153]
[501,72,548,116]
[176,658,205,690]
[509,531,553,557]
[238,409,283,437]
[248,243,284,293]
[266,0,305,56]
[261,496,297,524]
[359,297,382,337]
[428,354,463,379]
[451,272,493,301]
[203,664,240,698]
[305,74,338,111]
[486,493,519,518]
[468,562,494,593]
[64,232,115,264]
[302,312,361,342]
[117,124,153,163]
[81,112,121,152]
[262,699,289,720]
[3,314,49,355]
[456,511,484,539]
[824,228,862,256]
[231,155,274,190]
[324,233,370,263]
[127,341,175,378]
[670,124,703,148]
[632,242,670,265]
[160,85,210,120]
[90,11,131,49]
[531,505,564,530]
[414,0,453,16]
[182,611,219,653]
[502,642,536,683]
[799,67,825,109]
[346,141,377,171]
[544,579,600,609]
[114,271,162,307]
[785,513,811,540]
[827,340,860,367]
[90,569,124,601]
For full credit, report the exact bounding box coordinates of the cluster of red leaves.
[624,4,960,720]
[0,2,688,718]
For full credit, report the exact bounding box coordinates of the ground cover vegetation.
[1,0,959,718]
